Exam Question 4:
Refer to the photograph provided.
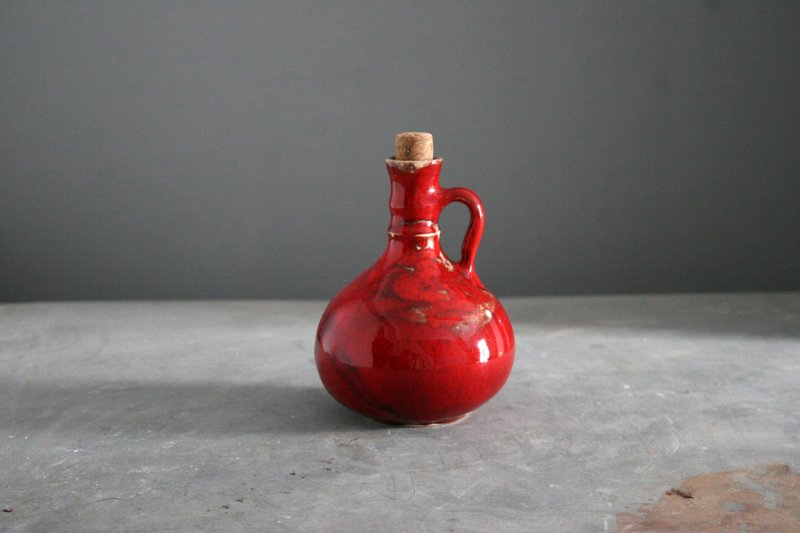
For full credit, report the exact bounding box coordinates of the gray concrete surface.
[1,293,798,532]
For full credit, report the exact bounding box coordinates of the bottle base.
[370,412,471,428]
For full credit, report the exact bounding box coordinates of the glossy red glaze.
[315,158,515,425]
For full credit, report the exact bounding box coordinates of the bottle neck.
[385,159,444,236]
[383,158,446,263]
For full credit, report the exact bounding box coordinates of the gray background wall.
[1,1,798,302]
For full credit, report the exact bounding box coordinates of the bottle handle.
[439,187,485,275]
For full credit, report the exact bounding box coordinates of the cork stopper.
[395,132,434,161]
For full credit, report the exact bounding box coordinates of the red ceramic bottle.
[315,133,514,425]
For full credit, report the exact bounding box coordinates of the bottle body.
[315,159,515,425]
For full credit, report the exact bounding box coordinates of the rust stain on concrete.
[617,464,800,532]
